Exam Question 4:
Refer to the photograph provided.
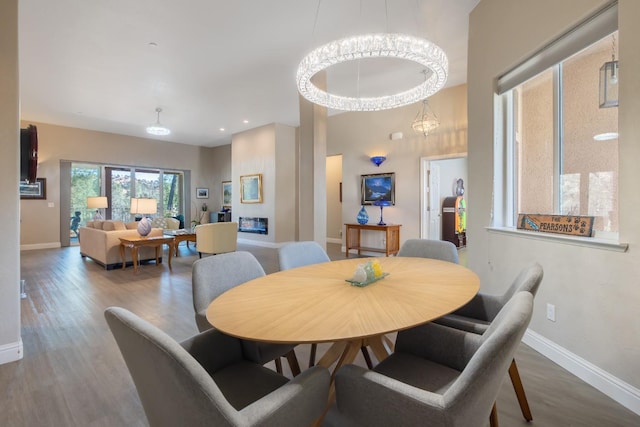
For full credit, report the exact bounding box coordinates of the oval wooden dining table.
[207,257,480,383]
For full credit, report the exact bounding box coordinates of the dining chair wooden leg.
[286,349,301,376]
[274,357,283,374]
[361,346,374,369]
[490,402,499,427]
[309,343,317,367]
[509,358,533,421]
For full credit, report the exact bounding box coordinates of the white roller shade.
[497,2,618,94]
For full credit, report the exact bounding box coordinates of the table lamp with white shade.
[130,197,157,237]
[87,196,108,220]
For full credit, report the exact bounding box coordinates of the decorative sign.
[517,214,594,237]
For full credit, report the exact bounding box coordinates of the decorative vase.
[137,217,152,237]
[356,206,369,224]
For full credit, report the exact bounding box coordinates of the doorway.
[420,155,467,240]
[326,155,343,245]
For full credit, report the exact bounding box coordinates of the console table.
[345,223,401,257]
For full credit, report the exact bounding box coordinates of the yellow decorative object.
[346,260,388,287]
[371,260,383,278]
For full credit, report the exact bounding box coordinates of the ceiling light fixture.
[412,70,440,137]
[599,33,619,108]
[146,107,170,136]
[296,33,448,111]
[593,132,618,141]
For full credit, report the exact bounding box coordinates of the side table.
[119,236,174,274]
[163,229,197,256]
[344,223,401,257]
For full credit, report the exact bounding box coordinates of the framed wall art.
[240,174,262,203]
[196,187,209,199]
[222,181,232,208]
[19,178,46,200]
[361,172,395,205]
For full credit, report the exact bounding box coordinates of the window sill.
[486,227,628,252]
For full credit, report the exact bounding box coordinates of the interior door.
[428,162,441,240]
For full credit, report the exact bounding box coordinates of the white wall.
[231,124,296,245]
[468,0,640,411]
[0,0,22,364]
[17,122,216,248]
[204,144,231,217]
[327,84,468,249]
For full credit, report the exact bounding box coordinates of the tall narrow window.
[107,167,133,222]
[70,164,101,240]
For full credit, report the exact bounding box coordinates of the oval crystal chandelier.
[146,107,171,136]
[296,33,448,111]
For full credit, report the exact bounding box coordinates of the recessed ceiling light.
[148,42,158,48]
[243,120,249,124]
[219,128,225,132]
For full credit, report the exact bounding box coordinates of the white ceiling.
[19,0,480,147]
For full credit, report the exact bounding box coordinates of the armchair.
[435,262,543,422]
[105,307,329,427]
[325,292,534,427]
[397,238,459,264]
[195,222,238,258]
[192,251,301,376]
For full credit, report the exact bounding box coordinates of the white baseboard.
[21,242,61,251]
[0,340,23,365]
[523,330,640,416]
[237,238,281,249]
[326,238,342,244]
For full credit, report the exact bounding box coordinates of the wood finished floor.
[2,243,638,426]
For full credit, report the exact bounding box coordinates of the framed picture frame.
[196,187,209,199]
[20,178,46,200]
[222,181,232,208]
[240,174,263,203]
[361,172,395,205]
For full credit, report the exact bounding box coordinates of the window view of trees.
[70,164,101,234]
[69,163,185,241]
[109,168,132,222]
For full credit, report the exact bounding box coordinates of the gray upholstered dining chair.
[277,241,331,368]
[397,238,460,264]
[105,307,330,427]
[192,251,301,376]
[278,241,330,271]
[325,291,534,427]
[435,262,543,423]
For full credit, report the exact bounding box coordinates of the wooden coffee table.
[163,229,196,256]
[119,236,174,273]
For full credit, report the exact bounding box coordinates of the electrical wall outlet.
[546,303,556,322]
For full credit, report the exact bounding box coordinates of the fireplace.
[238,217,268,235]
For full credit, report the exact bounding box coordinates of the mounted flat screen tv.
[20,124,38,183]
